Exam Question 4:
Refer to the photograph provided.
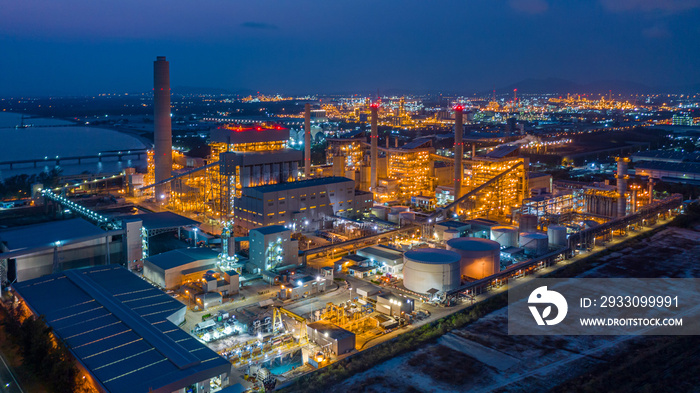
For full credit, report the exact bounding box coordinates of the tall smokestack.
[370,103,378,192]
[454,105,464,200]
[154,56,172,202]
[616,157,629,217]
[304,103,311,177]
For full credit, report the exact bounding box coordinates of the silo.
[490,226,518,248]
[387,212,400,224]
[547,225,568,247]
[519,232,549,256]
[399,211,415,225]
[519,214,538,232]
[403,249,461,294]
[371,206,387,220]
[390,206,410,214]
[446,237,501,280]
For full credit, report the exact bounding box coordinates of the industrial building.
[355,245,404,276]
[464,145,528,218]
[233,177,372,231]
[13,265,232,393]
[446,237,501,280]
[306,321,355,356]
[376,292,414,317]
[403,248,462,294]
[248,225,299,273]
[279,275,328,300]
[0,218,122,283]
[143,247,238,295]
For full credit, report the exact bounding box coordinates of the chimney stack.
[304,103,311,177]
[153,56,172,202]
[370,103,379,193]
[454,105,464,200]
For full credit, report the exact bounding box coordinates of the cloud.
[600,0,700,13]
[508,0,549,14]
[240,22,278,30]
[642,24,671,38]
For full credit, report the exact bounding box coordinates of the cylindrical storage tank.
[443,229,461,242]
[446,238,501,280]
[403,249,461,294]
[547,225,568,247]
[519,232,549,256]
[371,206,387,220]
[390,205,410,214]
[399,211,415,224]
[519,214,538,233]
[387,212,400,224]
[490,226,518,248]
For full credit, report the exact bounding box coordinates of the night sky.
[1,0,699,96]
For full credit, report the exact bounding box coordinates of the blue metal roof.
[0,218,106,252]
[13,265,230,393]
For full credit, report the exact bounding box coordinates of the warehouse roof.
[13,265,230,393]
[357,245,403,262]
[0,218,106,253]
[127,212,199,230]
[635,161,700,175]
[436,220,471,230]
[307,320,355,341]
[242,176,353,193]
[145,247,219,271]
[632,149,700,163]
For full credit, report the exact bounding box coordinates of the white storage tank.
[547,225,568,247]
[371,206,388,221]
[519,214,538,233]
[446,237,501,280]
[387,212,400,224]
[403,248,461,294]
[490,226,518,248]
[519,232,549,256]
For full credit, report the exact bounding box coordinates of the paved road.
[0,350,23,393]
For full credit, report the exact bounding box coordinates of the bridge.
[0,150,148,169]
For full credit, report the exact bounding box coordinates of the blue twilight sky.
[1,0,699,96]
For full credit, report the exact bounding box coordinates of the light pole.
[185,290,191,309]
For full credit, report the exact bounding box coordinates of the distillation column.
[370,103,379,193]
[454,105,464,200]
[153,56,173,202]
[304,103,311,177]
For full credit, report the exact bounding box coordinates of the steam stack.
[370,103,378,192]
[153,56,172,202]
[454,105,464,200]
[304,103,311,177]
[616,157,629,217]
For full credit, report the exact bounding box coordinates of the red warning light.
[453,105,464,111]
[370,103,379,108]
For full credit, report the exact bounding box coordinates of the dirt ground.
[337,226,700,393]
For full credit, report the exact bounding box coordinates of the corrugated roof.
[307,320,354,341]
[145,247,219,271]
[0,218,106,252]
[635,161,700,175]
[13,265,230,393]
[356,245,403,262]
[128,212,199,230]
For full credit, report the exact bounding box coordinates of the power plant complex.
[0,56,686,392]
